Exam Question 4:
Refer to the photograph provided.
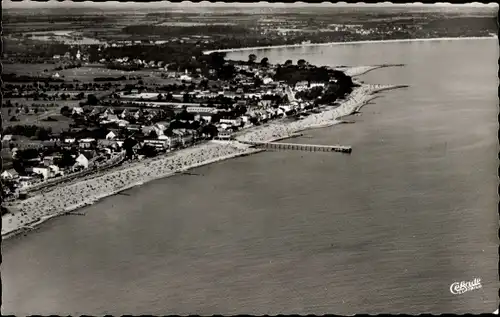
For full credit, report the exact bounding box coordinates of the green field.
[2,99,77,133]
[56,66,164,82]
[3,63,56,76]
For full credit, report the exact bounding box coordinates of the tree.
[157,93,164,101]
[123,137,137,160]
[7,109,12,115]
[248,54,257,64]
[260,57,269,67]
[297,59,307,67]
[24,106,30,114]
[149,129,158,139]
[17,148,40,161]
[76,92,85,100]
[35,127,51,141]
[60,105,70,116]
[57,150,76,169]
[202,124,219,139]
[34,108,39,114]
[249,116,259,126]
[139,144,157,158]
[87,94,99,105]
[284,59,293,67]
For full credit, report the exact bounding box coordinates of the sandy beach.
[2,77,406,238]
[203,36,496,55]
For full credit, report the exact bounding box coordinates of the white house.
[258,100,272,108]
[294,81,309,91]
[106,131,117,140]
[72,107,84,115]
[219,118,242,127]
[74,154,89,169]
[216,131,233,140]
[310,82,326,89]
[180,70,192,82]
[48,165,61,175]
[1,169,19,180]
[117,120,130,127]
[79,138,95,149]
[143,139,170,149]
[240,115,250,123]
[262,77,274,85]
[32,167,50,180]
[186,106,217,114]
[279,105,292,113]
[120,109,130,118]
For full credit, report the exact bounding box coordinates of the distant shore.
[203,36,496,55]
[1,67,407,239]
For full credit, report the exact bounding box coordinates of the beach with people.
[2,74,406,239]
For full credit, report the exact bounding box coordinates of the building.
[180,70,192,82]
[219,118,242,127]
[126,124,142,132]
[294,81,309,91]
[1,169,19,180]
[79,138,96,149]
[216,131,233,140]
[32,166,51,180]
[72,107,84,115]
[194,112,214,123]
[262,77,274,85]
[74,154,89,169]
[310,82,326,89]
[48,165,61,176]
[43,156,57,166]
[258,100,272,108]
[143,139,170,149]
[106,131,117,140]
[186,106,217,114]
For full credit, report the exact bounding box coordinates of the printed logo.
[450,278,482,295]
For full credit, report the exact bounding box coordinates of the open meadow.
[3,63,56,76]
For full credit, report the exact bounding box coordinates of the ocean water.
[2,39,498,315]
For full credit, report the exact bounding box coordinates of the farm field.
[3,63,56,76]
[2,99,77,133]
[56,66,165,81]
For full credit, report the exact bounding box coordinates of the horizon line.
[3,1,499,9]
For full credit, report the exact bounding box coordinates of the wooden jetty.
[249,141,352,154]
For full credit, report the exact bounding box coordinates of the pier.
[248,141,352,154]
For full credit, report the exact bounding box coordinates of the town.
[1,48,355,206]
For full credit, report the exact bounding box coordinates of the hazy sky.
[3,1,498,9]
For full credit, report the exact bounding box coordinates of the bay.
[2,38,498,315]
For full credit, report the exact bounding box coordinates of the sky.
[3,1,498,9]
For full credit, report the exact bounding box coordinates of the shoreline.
[1,72,407,239]
[203,36,496,55]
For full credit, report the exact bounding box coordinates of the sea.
[2,38,498,315]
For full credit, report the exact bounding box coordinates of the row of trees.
[3,125,53,141]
